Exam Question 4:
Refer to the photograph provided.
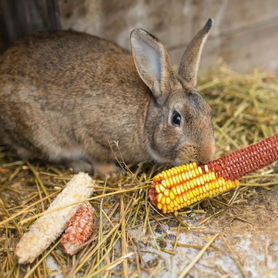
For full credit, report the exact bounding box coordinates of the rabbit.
[0,18,215,177]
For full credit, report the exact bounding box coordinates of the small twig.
[120,183,129,278]
[178,233,219,278]
[221,234,249,278]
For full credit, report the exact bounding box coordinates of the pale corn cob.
[16,173,94,264]
[149,134,278,214]
[61,202,96,255]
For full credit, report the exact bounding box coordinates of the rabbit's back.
[0,31,129,87]
[0,30,150,110]
[0,31,151,166]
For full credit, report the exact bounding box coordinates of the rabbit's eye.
[171,110,181,126]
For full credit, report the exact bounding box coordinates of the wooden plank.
[58,0,277,72]
[170,17,277,73]
[0,0,60,48]
[59,0,277,48]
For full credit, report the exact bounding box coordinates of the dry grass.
[0,67,277,278]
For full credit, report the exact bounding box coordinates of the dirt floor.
[130,187,278,278]
[0,68,277,278]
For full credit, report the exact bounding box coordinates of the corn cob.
[149,134,278,214]
[16,173,94,264]
[61,202,96,255]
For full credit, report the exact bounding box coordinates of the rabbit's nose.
[199,137,215,163]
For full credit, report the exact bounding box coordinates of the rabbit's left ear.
[130,28,174,102]
[179,18,213,87]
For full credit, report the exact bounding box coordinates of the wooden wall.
[0,0,277,73]
[58,0,277,73]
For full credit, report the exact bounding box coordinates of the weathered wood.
[0,0,60,49]
[171,17,277,73]
[58,0,277,73]
[0,0,277,72]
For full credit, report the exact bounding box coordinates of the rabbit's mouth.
[173,144,199,165]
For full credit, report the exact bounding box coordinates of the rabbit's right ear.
[178,19,213,87]
[130,28,174,103]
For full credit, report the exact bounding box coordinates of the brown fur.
[0,20,215,176]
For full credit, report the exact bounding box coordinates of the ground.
[0,68,277,277]
[131,187,278,278]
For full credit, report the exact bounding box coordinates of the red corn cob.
[206,134,278,180]
[149,134,278,213]
[61,202,96,255]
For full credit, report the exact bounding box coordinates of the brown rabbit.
[0,19,215,176]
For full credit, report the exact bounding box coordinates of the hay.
[0,67,277,277]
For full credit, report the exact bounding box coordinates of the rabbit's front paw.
[94,162,122,178]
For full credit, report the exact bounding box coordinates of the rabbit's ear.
[130,28,174,102]
[178,18,213,87]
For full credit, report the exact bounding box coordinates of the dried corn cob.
[149,134,278,213]
[16,173,94,264]
[61,202,96,255]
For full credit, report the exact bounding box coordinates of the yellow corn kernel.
[194,168,199,176]
[169,202,175,209]
[182,184,187,192]
[188,191,194,200]
[153,175,160,182]
[159,184,166,192]
[193,180,198,188]
[157,193,163,203]
[161,179,167,187]
[189,171,194,179]
[169,179,175,187]
[182,194,187,202]
[195,188,200,196]
[209,172,215,181]
[182,172,186,180]
[169,191,175,200]
[178,195,183,204]
[155,184,161,193]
